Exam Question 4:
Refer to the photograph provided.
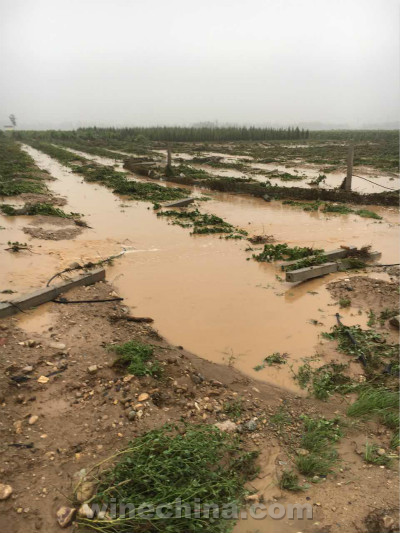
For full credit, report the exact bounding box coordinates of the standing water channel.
[1,144,399,393]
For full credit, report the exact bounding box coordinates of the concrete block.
[0,268,106,319]
[286,262,338,283]
[163,198,195,208]
[281,247,355,270]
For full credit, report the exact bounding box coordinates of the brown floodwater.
[1,145,398,393]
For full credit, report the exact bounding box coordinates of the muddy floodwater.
[1,145,398,392]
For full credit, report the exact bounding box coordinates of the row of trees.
[18,126,309,143]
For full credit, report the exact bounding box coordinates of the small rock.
[127,410,136,421]
[215,420,237,433]
[138,393,149,402]
[49,342,66,350]
[389,316,399,329]
[377,448,386,456]
[0,484,13,500]
[22,366,33,373]
[244,419,258,432]
[56,506,76,528]
[296,448,309,456]
[383,516,395,529]
[245,493,260,502]
[78,503,94,519]
[37,376,49,384]
[76,482,95,503]
[87,365,98,374]
[28,415,39,425]
[263,194,271,202]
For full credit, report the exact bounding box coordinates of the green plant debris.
[295,360,356,400]
[322,324,399,378]
[284,252,327,270]
[269,407,292,429]
[253,243,324,263]
[0,137,47,197]
[78,424,258,533]
[157,208,247,239]
[6,241,30,252]
[0,202,77,218]
[109,340,162,378]
[282,200,321,211]
[254,352,288,371]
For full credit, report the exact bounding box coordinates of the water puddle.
[2,144,397,392]
[17,303,55,334]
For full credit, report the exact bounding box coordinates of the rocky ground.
[0,278,398,533]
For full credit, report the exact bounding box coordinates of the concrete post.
[345,143,354,192]
[167,143,172,168]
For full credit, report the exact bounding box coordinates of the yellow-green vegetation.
[77,424,258,533]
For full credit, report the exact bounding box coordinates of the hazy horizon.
[0,0,399,130]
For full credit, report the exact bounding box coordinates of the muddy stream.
[1,145,399,394]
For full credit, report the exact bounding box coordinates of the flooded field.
[1,144,397,393]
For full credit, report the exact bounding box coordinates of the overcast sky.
[0,0,398,129]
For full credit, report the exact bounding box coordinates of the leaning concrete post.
[167,143,172,168]
[345,143,354,192]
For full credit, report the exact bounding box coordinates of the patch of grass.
[269,407,292,428]
[279,470,307,492]
[282,200,321,212]
[364,441,393,467]
[355,209,382,220]
[322,204,354,215]
[347,387,398,422]
[339,297,351,308]
[79,424,258,533]
[109,340,162,378]
[223,397,244,420]
[295,454,334,477]
[294,416,343,477]
[253,243,323,263]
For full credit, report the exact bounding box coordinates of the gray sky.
[0,0,398,129]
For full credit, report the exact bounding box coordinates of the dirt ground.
[0,280,398,533]
[327,270,399,318]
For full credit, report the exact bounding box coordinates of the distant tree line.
[20,126,309,143]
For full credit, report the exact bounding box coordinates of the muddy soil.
[327,274,400,318]
[22,216,83,241]
[0,282,398,533]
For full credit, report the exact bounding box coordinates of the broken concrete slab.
[281,247,353,270]
[0,268,106,319]
[286,262,338,283]
[163,198,195,208]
